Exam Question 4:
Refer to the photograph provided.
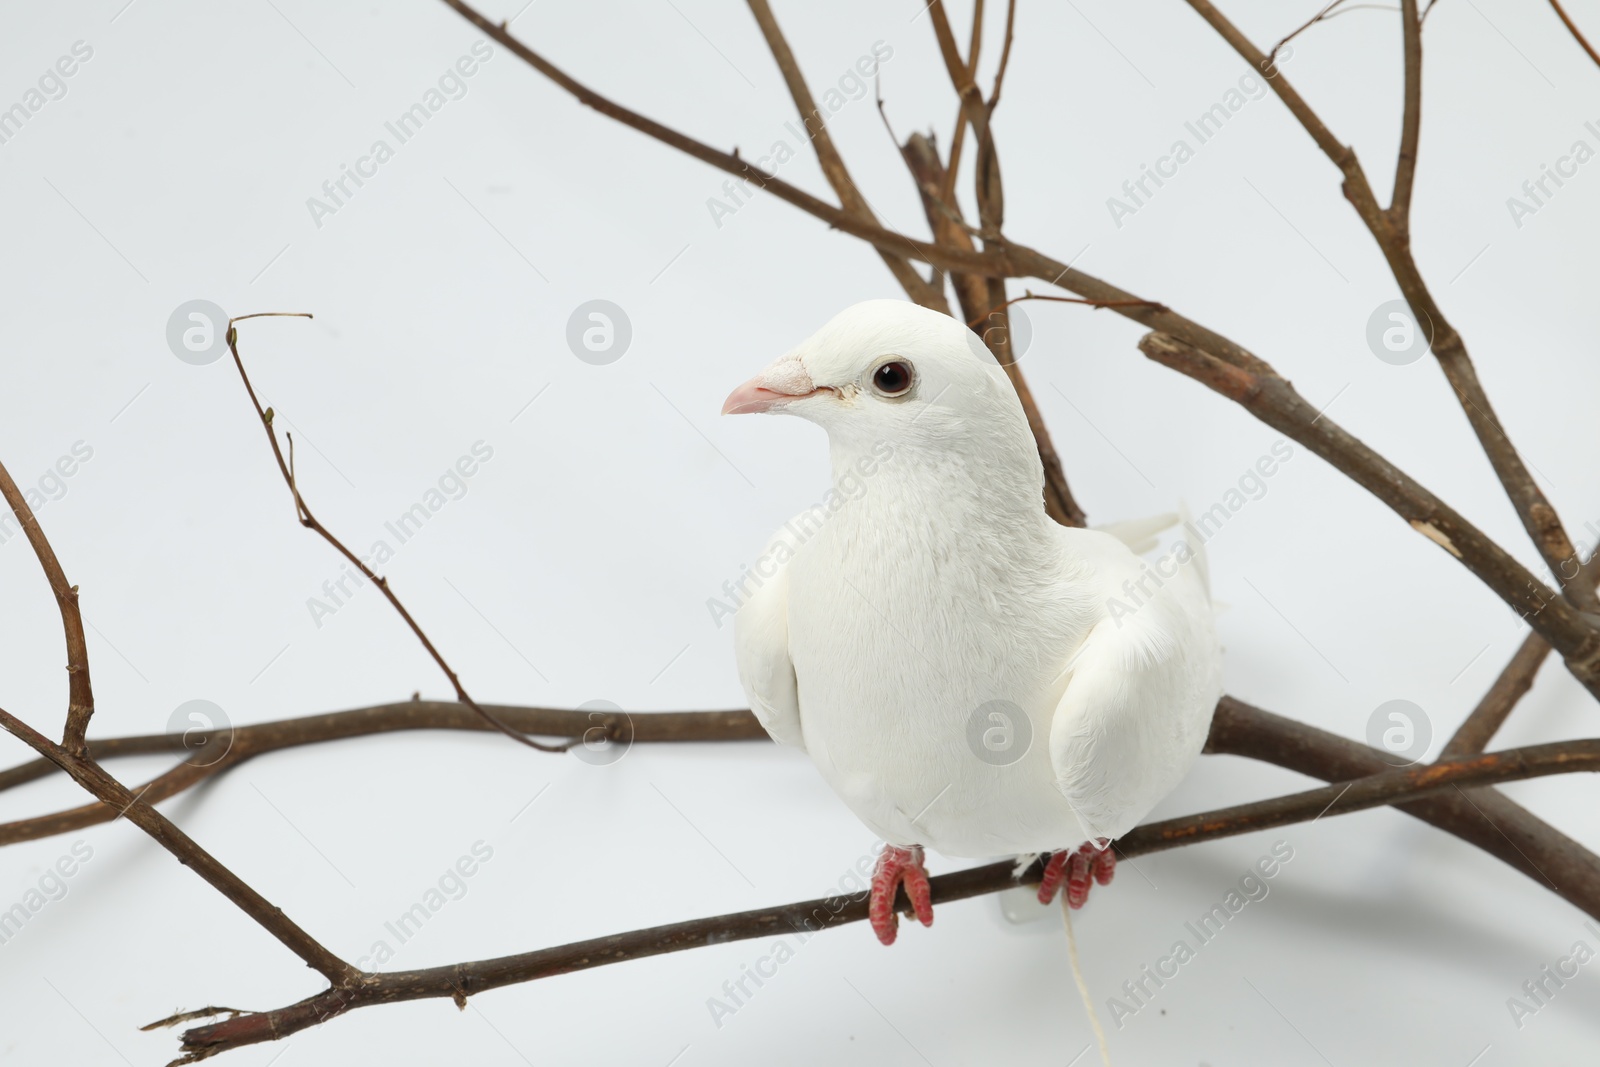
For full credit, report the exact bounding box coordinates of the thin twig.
[968,0,986,82]
[1548,0,1600,69]
[966,289,1169,329]
[0,459,95,755]
[1391,0,1423,223]
[1267,1,1402,61]
[1269,0,1350,62]
[927,0,992,211]
[991,0,1019,105]
[936,0,987,214]
[225,316,573,755]
[743,0,948,313]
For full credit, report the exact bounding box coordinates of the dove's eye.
[870,359,915,398]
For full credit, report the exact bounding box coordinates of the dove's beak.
[722,359,826,415]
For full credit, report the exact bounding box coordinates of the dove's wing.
[1046,530,1219,844]
[733,526,805,750]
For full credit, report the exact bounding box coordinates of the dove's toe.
[869,844,934,945]
[1037,843,1116,908]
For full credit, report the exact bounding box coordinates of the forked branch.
[0,705,356,985]
[744,0,948,313]
[437,0,1599,686]
[0,6,1592,1064]
[1186,0,1600,619]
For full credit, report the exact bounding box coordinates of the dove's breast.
[782,502,1100,857]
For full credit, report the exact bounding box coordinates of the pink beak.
[721,358,825,415]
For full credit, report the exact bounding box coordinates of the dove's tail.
[1061,897,1113,1067]
[1176,500,1212,603]
[1093,511,1177,556]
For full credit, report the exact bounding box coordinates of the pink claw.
[1092,845,1116,887]
[1037,849,1069,905]
[1037,843,1116,908]
[869,845,934,945]
[1066,848,1092,908]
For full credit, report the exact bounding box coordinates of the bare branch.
[439,0,1011,276]
[991,0,1019,105]
[1548,0,1600,69]
[0,705,357,985]
[1267,2,1402,61]
[899,133,982,300]
[0,702,760,846]
[0,460,94,755]
[0,11,1591,1063]
[1137,329,1600,696]
[1391,0,1423,221]
[1269,0,1350,62]
[928,0,980,102]
[1441,633,1552,760]
[226,318,573,755]
[922,1,1092,527]
[1208,697,1600,911]
[1184,0,1600,619]
[162,720,1600,1058]
[940,101,968,207]
[1141,738,1600,843]
[1442,554,1600,758]
[0,754,242,847]
[968,0,986,77]
[743,0,949,312]
[434,0,1600,664]
[927,0,997,231]
[877,2,1083,526]
[896,133,1085,526]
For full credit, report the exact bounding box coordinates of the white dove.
[724,300,1222,945]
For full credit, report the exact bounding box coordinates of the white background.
[1,1,1598,1064]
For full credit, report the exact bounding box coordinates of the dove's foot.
[1037,843,1115,908]
[869,844,933,946]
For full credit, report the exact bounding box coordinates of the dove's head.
[722,300,1035,460]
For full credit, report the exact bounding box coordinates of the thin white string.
[1061,895,1112,1067]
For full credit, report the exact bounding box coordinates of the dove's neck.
[825,429,1058,555]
